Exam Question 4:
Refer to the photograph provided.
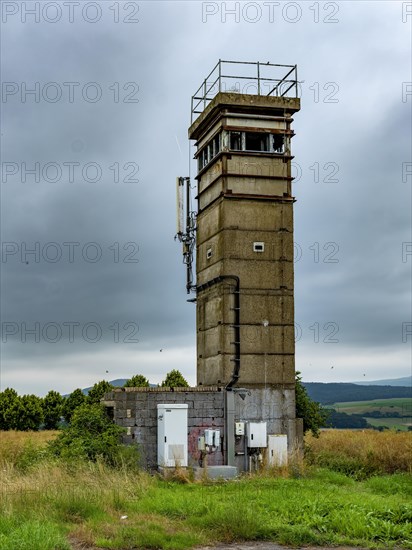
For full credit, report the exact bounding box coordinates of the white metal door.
[157,404,188,467]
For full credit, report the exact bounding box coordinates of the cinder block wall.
[103,387,225,470]
[104,386,302,471]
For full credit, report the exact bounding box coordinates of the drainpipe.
[225,389,235,466]
[223,275,240,390]
[196,275,241,388]
[196,275,240,466]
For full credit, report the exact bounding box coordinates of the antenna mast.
[175,176,196,294]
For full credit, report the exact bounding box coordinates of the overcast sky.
[0,0,411,396]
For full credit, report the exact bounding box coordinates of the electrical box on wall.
[267,434,288,467]
[247,422,267,448]
[157,404,188,467]
[235,422,245,435]
[204,429,220,447]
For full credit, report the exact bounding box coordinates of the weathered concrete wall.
[189,92,300,141]
[104,386,302,472]
[193,92,298,393]
[231,387,301,470]
[104,387,225,470]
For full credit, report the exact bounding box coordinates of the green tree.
[62,388,86,423]
[48,403,126,464]
[161,369,189,388]
[326,409,370,429]
[42,390,63,429]
[124,374,150,388]
[295,371,328,436]
[16,394,44,431]
[87,380,114,405]
[0,388,20,430]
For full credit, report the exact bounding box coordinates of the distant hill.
[351,375,412,387]
[303,383,412,405]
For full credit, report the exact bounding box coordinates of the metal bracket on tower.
[175,176,197,294]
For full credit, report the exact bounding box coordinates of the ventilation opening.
[105,406,114,420]
[206,248,212,259]
[253,242,265,253]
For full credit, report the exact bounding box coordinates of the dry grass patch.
[0,429,59,474]
[306,429,412,477]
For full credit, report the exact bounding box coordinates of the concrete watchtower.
[102,62,302,469]
[188,60,300,392]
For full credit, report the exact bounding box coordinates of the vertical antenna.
[176,177,184,236]
[175,176,196,294]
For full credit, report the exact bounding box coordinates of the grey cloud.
[1,1,411,394]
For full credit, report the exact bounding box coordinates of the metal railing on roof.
[191,60,298,123]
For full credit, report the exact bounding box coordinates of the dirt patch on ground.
[68,536,99,549]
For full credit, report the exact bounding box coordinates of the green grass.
[330,397,412,431]
[0,517,71,550]
[365,417,411,431]
[1,431,412,549]
[331,397,412,415]
[1,461,412,549]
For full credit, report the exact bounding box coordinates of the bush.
[295,372,329,436]
[48,403,137,466]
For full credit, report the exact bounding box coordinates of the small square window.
[206,248,212,259]
[253,242,265,253]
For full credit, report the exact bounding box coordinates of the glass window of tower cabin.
[198,148,207,170]
[206,144,211,164]
[203,147,209,167]
[272,134,285,154]
[198,134,221,171]
[213,134,220,156]
[230,131,242,150]
[245,132,269,152]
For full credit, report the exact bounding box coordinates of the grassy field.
[330,397,412,431]
[305,430,412,477]
[0,430,59,469]
[331,397,412,415]
[0,430,411,549]
[365,417,411,431]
